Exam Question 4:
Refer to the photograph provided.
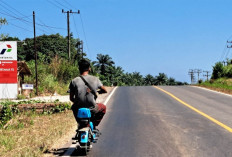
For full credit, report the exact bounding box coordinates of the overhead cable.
[79,13,90,54]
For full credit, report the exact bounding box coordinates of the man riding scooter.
[69,59,107,129]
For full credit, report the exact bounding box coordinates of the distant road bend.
[68,86,232,157]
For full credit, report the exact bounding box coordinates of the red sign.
[0,60,17,83]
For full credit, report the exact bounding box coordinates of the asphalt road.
[70,86,232,157]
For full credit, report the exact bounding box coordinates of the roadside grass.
[198,78,232,95]
[0,110,76,157]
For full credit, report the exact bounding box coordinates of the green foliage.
[144,74,155,85]
[93,54,115,75]
[211,62,232,80]
[212,62,224,79]
[167,77,177,85]
[198,79,203,84]
[224,65,232,78]
[155,73,168,85]
[17,33,79,62]
[0,105,13,128]
[56,58,79,83]
[0,17,7,25]
[0,100,71,128]
[17,94,26,100]
[0,18,8,40]
[24,57,78,95]
[201,78,232,91]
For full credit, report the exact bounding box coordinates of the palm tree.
[144,74,155,85]
[155,73,168,85]
[131,72,144,86]
[107,66,124,86]
[167,77,176,85]
[93,54,115,75]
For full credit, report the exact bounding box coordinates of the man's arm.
[69,81,75,102]
[98,86,107,94]
[70,91,75,102]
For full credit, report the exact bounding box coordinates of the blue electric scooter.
[72,108,101,155]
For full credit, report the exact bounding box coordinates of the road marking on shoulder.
[104,86,118,105]
[62,87,118,156]
[192,86,232,98]
[154,86,232,133]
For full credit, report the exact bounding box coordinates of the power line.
[71,14,80,39]
[8,22,33,32]
[0,10,50,34]
[0,9,64,34]
[54,0,70,10]
[36,21,66,30]
[46,0,63,10]
[220,42,228,61]
[0,11,30,23]
[225,48,231,60]
[37,17,56,34]
[0,0,27,18]
[8,15,32,21]
[79,13,90,55]
[62,0,76,9]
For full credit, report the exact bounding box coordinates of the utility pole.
[80,40,83,59]
[227,40,232,48]
[226,41,232,62]
[195,69,202,83]
[33,11,38,96]
[62,9,80,61]
[188,69,195,84]
[203,71,211,81]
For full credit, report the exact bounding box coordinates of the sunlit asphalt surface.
[70,86,232,157]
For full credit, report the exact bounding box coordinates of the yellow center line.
[154,86,232,133]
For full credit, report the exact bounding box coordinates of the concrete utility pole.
[33,11,38,95]
[80,40,83,59]
[195,69,202,83]
[188,69,195,84]
[203,71,211,81]
[62,9,80,61]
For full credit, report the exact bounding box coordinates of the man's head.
[78,59,90,74]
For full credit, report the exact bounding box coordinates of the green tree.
[93,54,115,75]
[167,77,176,85]
[131,72,144,86]
[0,18,8,40]
[17,33,79,62]
[212,62,224,79]
[144,74,155,85]
[155,73,168,85]
[107,66,124,86]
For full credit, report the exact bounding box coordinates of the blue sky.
[1,0,232,83]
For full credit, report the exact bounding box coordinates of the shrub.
[198,79,203,84]
[224,65,232,78]
[212,62,224,79]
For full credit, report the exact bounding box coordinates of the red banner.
[0,60,17,83]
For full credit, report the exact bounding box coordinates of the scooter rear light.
[82,135,86,139]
